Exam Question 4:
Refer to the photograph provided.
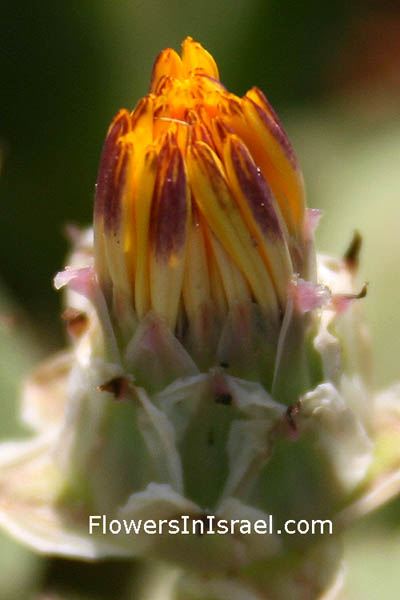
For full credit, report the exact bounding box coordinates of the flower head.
[94,37,309,378]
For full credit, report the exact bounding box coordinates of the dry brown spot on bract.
[61,307,89,338]
[97,376,130,400]
[343,230,362,273]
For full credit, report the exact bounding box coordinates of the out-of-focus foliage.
[0,289,39,437]
[0,288,43,598]
[343,519,400,599]
[1,0,400,598]
[290,111,400,388]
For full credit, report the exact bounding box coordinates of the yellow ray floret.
[187,141,279,318]
[181,37,219,79]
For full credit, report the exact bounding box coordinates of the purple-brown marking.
[213,117,233,144]
[94,110,130,224]
[250,88,282,128]
[131,96,152,130]
[247,96,298,170]
[151,142,188,258]
[226,97,242,117]
[187,108,216,151]
[195,73,227,91]
[229,138,284,240]
[154,75,174,97]
[111,144,133,235]
[190,122,213,147]
[149,49,165,91]
[192,143,236,215]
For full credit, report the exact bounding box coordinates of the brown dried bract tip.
[340,282,369,301]
[215,392,233,406]
[61,308,88,338]
[213,371,233,405]
[97,376,129,399]
[343,230,362,272]
[285,400,301,437]
[354,282,368,299]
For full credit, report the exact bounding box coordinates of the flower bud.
[93,37,309,386]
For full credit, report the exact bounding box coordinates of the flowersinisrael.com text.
[89,515,333,536]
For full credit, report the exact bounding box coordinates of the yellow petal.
[215,94,304,237]
[241,94,305,235]
[202,226,228,315]
[223,134,292,306]
[126,95,155,149]
[181,37,219,79]
[187,141,278,319]
[134,147,158,319]
[150,48,184,93]
[245,87,280,124]
[182,205,211,322]
[208,233,252,308]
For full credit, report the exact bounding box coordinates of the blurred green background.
[1,0,400,598]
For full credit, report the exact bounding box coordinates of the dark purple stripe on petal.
[213,117,233,143]
[194,143,228,202]
[105,144,132,234]
[196,73,227,91]
[151,145,188,258]
[94,110,130,223]
[149,49,166,91]
[248,96,298,170]
[251,88,282,129]
[230,138,283,240]
[131,96,151,129]
[190,124,212,147]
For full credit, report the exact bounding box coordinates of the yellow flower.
[94,37,305,344]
